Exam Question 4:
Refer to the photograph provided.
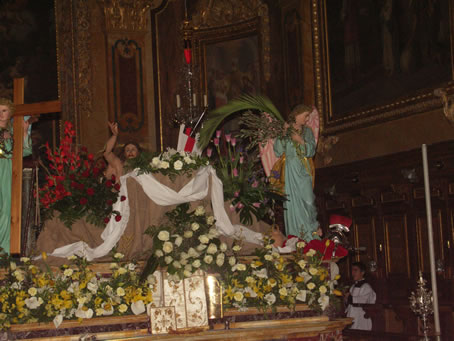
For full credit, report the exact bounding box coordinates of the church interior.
[1,0,454,340]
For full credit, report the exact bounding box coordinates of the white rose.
[216,253,225,266]
[198,234,210,244]
[173,160,183,170]
[309,267,318,276]
[188,248,199,258]
[236,264,246,271]
[25,296,43,309]
[206,216,215,225]
[151,157,160,167]
[180,252,189,259]
[87,282,98,293]
[307,282,315,290]
[306,249,316,257]
[298,260,307,269]
[162,241,173,253]
[114,252,124,259]
[184,264,192,272]
[220,242,227,252]
[172,261,182,269]
[195,206,205,216]
[157,230,170,241]
[117,267,127,275]
[206,243,218,254]
[174,236,183,247]
[10,262,17,271]
[279,287,288,296]
[208,227,219,238]
[117,287,126,296]
[64,269,74,277]
[118,304,128,313]
[233,291,244,302]
[232,245,242,252]
[191,222,200,231]
[155,250,164,257]
[159,161,170,169]
[28,287,37,296]
[192,259,201,268]
[183,156,192,163]
[165,256,173,264]
[180,258,188,265]
[297,241,306,248]
[204,255,213,264]
[20,257,30,263]
[229,256,236,266]
[253,268,267,278]
[184,270,192,278]
[318,295,330,311]
[196,244,207,251]
[319,285,327,294]
[264,254,273,261]
[184,230,193,238]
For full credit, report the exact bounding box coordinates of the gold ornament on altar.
[434,88,454,125]
[206,274,223,320]
[409,271,434,340]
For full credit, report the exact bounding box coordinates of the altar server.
[345,262,376,330]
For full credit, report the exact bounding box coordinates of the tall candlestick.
[176,94,181,108]
[204,94,208,107]
[421,144,441,339]
[193,93,197,106]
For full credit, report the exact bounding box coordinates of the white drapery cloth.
[43,166,264,261]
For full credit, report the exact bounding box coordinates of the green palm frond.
[198,94,283,150]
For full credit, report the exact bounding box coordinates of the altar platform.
[6,315,351,340]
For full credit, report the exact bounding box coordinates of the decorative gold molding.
[98,0,162,31]
[191,0,271,81]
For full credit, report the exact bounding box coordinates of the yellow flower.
[28,287,37,297]
[267,278,277,287]
[280,274,292,285]
[117,287,126,297]
[224,286,235,300]
[333,289,343,296]
[42,252,48,261]
[335,274,341,280]
[279,287,288,296]
[295,276,304,283]
[325,240,331,247]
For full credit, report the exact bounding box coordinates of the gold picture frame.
[312,0,454,134]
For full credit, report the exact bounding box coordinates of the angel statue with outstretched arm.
[198,95,321,244]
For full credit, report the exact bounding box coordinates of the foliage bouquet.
[125,148,209,181]
[206,130,281,225]
[0,253,156,330]
[143,203,229,282]
[222,239,343,313]
[39,122,122,228]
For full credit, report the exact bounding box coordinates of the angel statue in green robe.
[198,95,321,242]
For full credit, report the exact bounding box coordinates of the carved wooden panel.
[383,214,411,278]
[415,210,445,273]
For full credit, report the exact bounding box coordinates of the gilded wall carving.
[191,0,270,81]
[98,0,163,31]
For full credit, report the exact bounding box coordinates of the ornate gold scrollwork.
[98,0,163,31]
[190,0,271,82]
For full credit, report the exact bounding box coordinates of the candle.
[204,94,208,107]
[176,94,181,108]
[193,93,197,106]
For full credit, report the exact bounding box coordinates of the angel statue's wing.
[307,106,320,144]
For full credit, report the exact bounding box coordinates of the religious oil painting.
[205,35,261,109]
[319,0,453,131]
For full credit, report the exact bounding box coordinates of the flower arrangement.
[222,239,343,313]
[125,148,209,181]
[0,252,155,330]
[39,121,122,228]
[143,203,228,282]
[207,130,283,225]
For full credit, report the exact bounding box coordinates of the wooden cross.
[10,78,61,254]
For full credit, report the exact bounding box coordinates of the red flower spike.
[80,197,88,205]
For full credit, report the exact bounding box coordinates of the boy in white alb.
[345,262,376,330]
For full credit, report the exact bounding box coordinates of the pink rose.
[225,134,231,143]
